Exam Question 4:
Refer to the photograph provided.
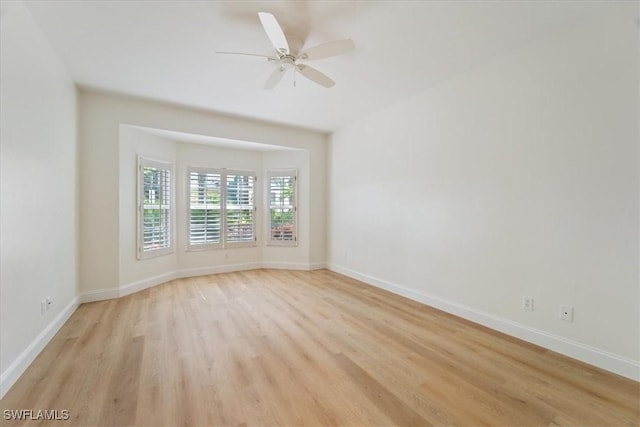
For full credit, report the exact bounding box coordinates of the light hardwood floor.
[1,269,638,426]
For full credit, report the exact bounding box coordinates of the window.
[268,170,297,246]
[188,169,222,249]
[138,157,173,258]
[225,172,255,244]
[188,168,256,249]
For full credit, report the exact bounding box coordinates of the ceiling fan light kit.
[217,12,355,89]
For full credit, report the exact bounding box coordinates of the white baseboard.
[262,261,320,270]
[175,262,263,278]
[80,286,122,303]
[115,262,264,299]
[327,263,639,382]
[79,261,318,303]
[0,296,80,399]
[308,262,327,270]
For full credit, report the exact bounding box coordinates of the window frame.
[137,156,174,259]
[186,167,257,250]
[186,167,223,251]
[224,169,257,248]
[267,169,298,247]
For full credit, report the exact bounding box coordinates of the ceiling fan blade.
[264,67,286,89]
[298,39,355,61]
[296,64,335,88]
[216,51,277,61]
[258,12,289,56]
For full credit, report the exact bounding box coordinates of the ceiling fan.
[217,12,355,89]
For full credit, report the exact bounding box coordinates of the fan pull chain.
[293,67,297,88]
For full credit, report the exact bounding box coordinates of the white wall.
[328,4,639,379]
[80,90,327,296]
[0,1,78,395]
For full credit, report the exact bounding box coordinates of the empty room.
[1,0,638,425]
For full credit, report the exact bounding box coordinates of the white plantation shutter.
[185,168,256,249]
[268,170,297,246]
[138,157,173,258]
[188,169,222,248]
[225,172,255,244]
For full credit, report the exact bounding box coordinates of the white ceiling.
[24,0,612,133]
[128,125,301,151]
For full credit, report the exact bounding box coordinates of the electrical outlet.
[40,299,47,316]
[46,297,52,311]
[522,296,534,311]
[560,305,573,322]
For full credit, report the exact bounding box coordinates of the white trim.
[81,286,121,303]
[81,262,322,303]
[80,263,264,302]
[308,262,327,270]
[261,261,315,271]
[0,296,81,399]
[327,262,640,382]
[118,271,178,299]
[176,263,263,277]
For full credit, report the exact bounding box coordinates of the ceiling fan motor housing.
[280,56,296,69]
